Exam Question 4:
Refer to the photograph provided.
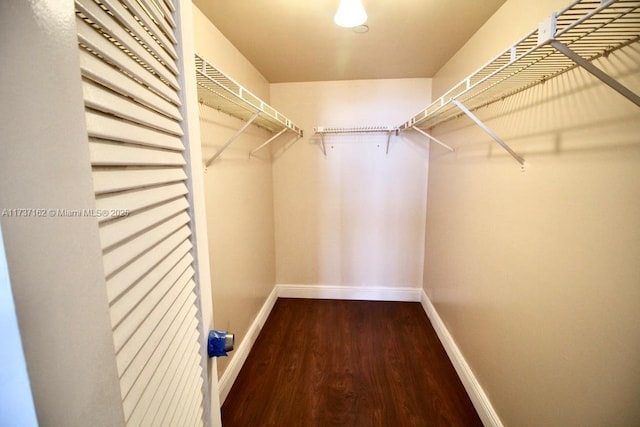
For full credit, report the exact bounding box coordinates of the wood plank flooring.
[221,298,482,426]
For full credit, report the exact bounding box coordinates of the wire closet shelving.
[195,53,303,165]
[399,0,640,167]
[313,126,397,155]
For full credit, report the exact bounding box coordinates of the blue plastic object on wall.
[208,330,234,358]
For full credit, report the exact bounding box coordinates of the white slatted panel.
[75,0,205,425]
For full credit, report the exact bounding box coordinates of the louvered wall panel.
[95,183,189,221]
[75,0,205,425]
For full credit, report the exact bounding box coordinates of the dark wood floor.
[221,298,482,426]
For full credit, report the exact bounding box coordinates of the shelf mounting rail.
[195,53,303,165]
[399,0,640,167]
[313,126,398,155]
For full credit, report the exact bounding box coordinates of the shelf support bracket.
[550,40,640,108]
[249,128,288,158]
[385,131,393,155]
[319,134,327,157]
[452,99,525,166]
[205,112,260,166]
[411,127,454,152]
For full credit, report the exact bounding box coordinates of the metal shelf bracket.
[205,111,259,166]
[397,0,640,170]
[452,99,525,167]
[319,134,327,156]
[249,127,287,158]
[385,131,394,155]
[411,127,454,152]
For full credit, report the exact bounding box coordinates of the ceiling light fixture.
[352,24,369,34]
[334,0,367,28]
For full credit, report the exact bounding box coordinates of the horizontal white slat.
[76,0,179,89]
[159,351,202,427]
[186,376,205,427]
[120,0,178,51]
[123,316,198,422]
[149,351,201,426]
[175,374,204,427]
[99,0,178,70]
[152,0,176,29]
[178,357,204,427]
[119,281,196,398]
[89,140,185,167]
[131,335,200,426]
[117,278,194,398]
[116,272,194,376]
[186,396,204,427]
[77,18,180,106]
[183,397,200,427]
[109,248,192,328]
[83,80,183,136]
[102,212,190,277]
[85,110,184,151]
[123,320,198,423]
[163,0,176,13]
[79,49,181,121]
[187,382,205,427]
[124,0,178,43]
[113,257,193,352]
[99,197,189,250]
[134,330,199,426]
[177,362,203,427]
[92,167,186,194]
[106,228,191,303]
[95,182,188,220]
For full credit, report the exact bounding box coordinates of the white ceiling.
[193,0,507,83]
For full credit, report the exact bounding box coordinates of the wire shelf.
[195,54,303,137]
[400,0,640,131]
[313,126,397,135]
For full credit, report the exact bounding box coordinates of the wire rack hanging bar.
[313,126,397,134]
[313,126,398,156]
[196,53,303,164]
[398,0,640,166]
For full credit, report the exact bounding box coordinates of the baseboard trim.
[420,290,503,427]
[276,284,422,302]
[217,283,501,427]
[218,285,279,404]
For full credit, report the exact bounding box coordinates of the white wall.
[270,79,431,291]
[424,0,640,425]
[193,6,277,378]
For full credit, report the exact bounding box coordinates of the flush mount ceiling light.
[334,0,367,28]
[352,24,369,34]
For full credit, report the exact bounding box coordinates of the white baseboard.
[218,285,279,404]
[276,284,422,302]
[420,290,503,427]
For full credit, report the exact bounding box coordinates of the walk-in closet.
[1,0,638,426]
